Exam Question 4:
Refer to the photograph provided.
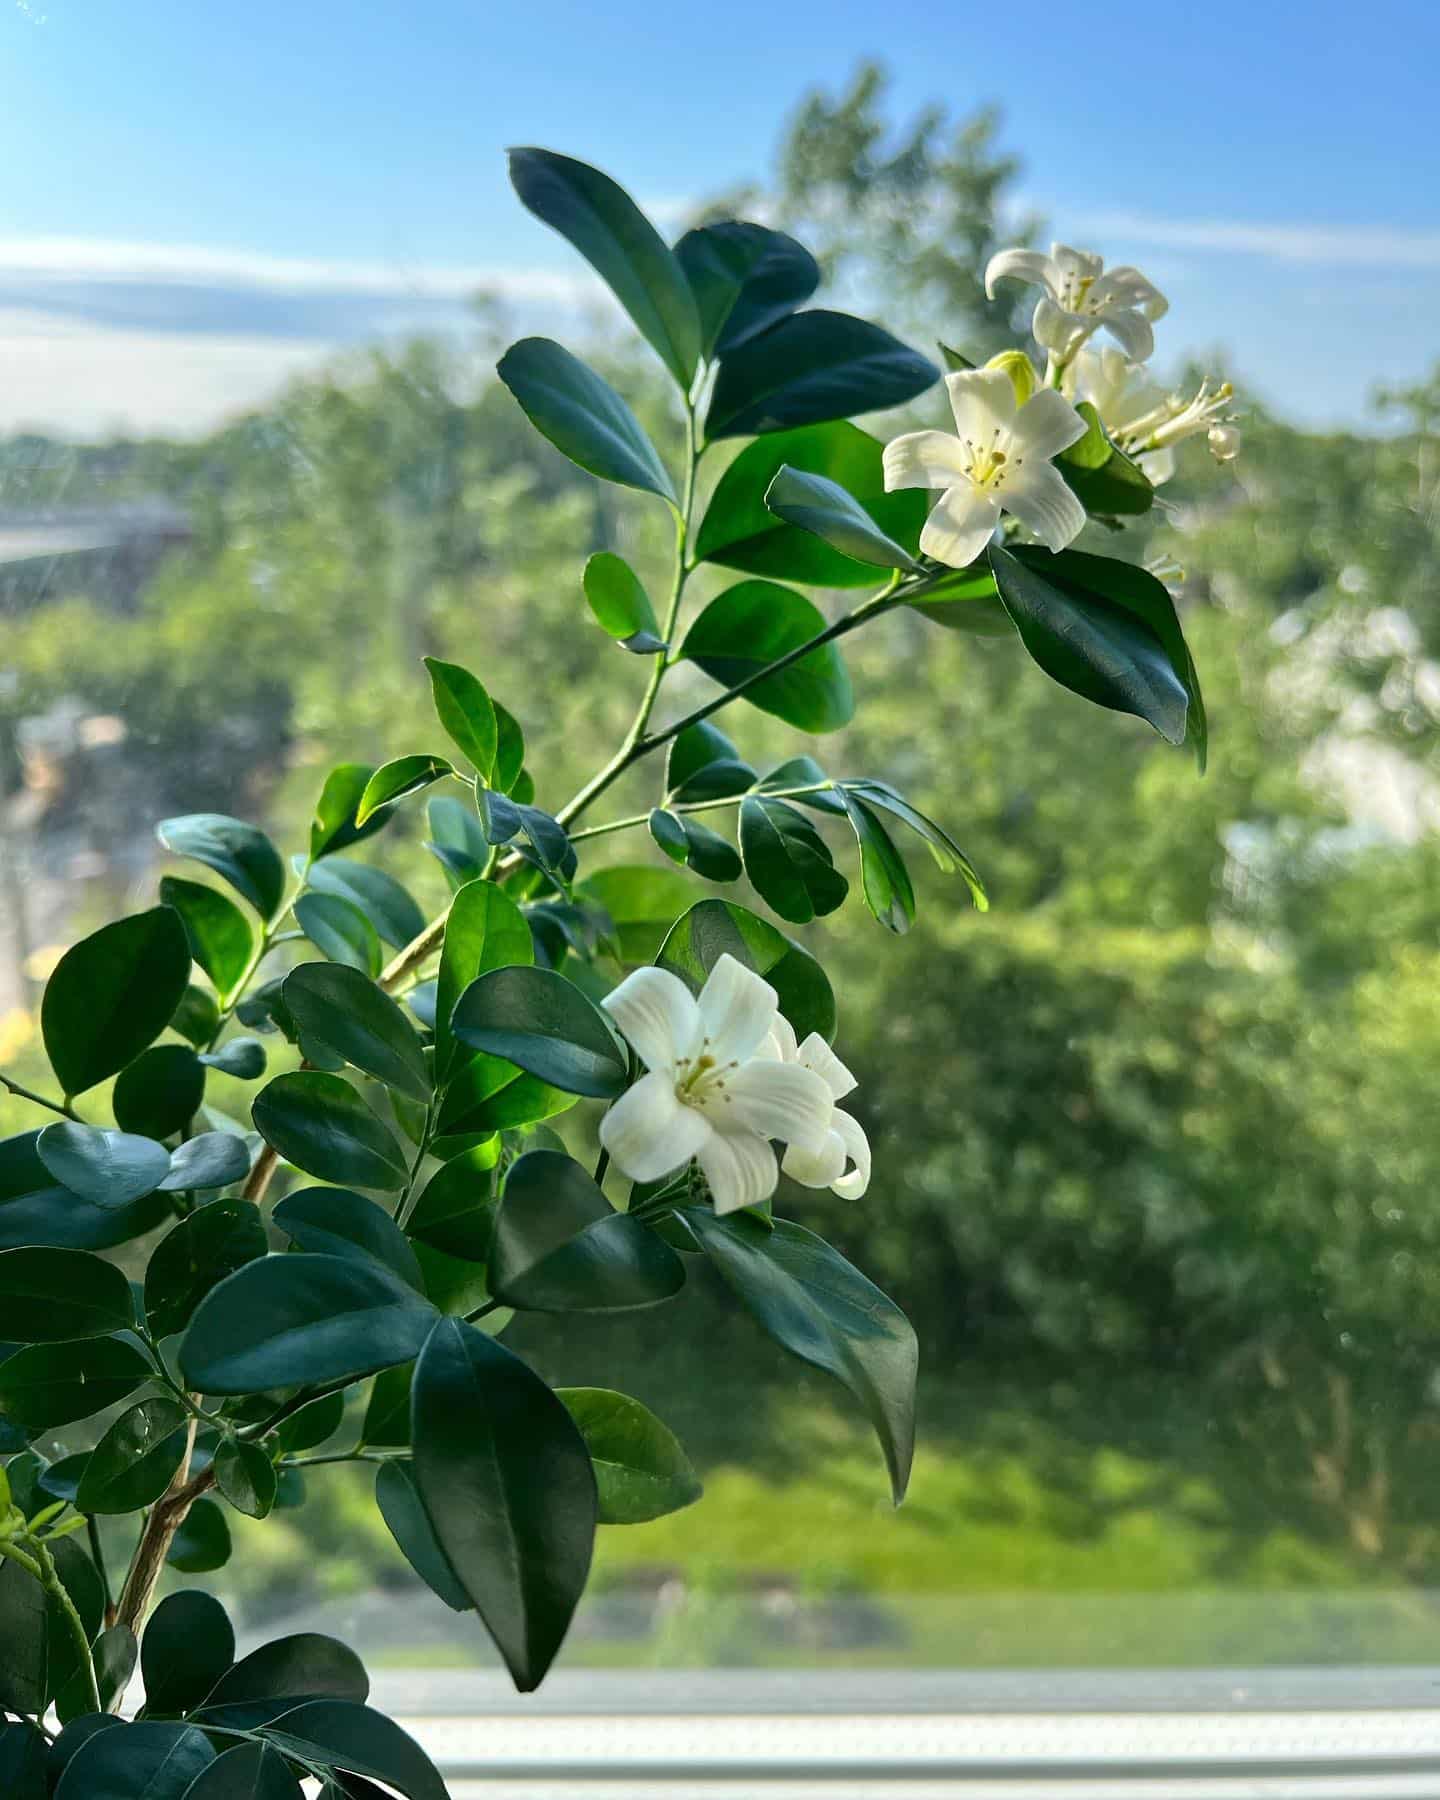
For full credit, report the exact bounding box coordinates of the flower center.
[674,1046,736,1110]
[1060,271,1097,312]
[960,431,1020,491]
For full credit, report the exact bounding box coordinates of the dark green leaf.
[36,1124,170,1209]
[688,1209,917,1502]
[181,1743,302,1799]
[0,1246,135,1341]
[739,796,848,924]
[145,1199,267,1340]
[411,1318,596,1691]
[682,581,853,733]
[0,1131,167,1253]
[648,809,742,883]
[36,1452,90,1502]
[424,658,497,782]
[0,1547,49,1714]
[676,219,819,355]
[496,337,676,503]
[434,1054,577,1139]
[113,1045,206,1143]
[282,964,429,1103]
[260,1699,445,1800]
[0,1336,150,1435]
[0,1717,46,1798]
[53,1721,214,1798]
[557,1386,701,1523]
[354,756,452,829]
[424,796,488,893]
[159,1133,251,1193]
[77,1397,190,1514]
[405,1142,499,1260]
[509,146,699,387]
[451,966,627,1099]
[159,878,253,1005]
[572,864,693,967]
[435,879,533,1081]
[492,1150,685,1312]
[764,464,922,572]
[86,1623,138,1716]
[309,762,389,862]
[157,816,285,922]
[199,1632,367,1714]
[165,1498,231,1574]
[493,702,526,795]
[360,1363,413,1451]
[42,908,192,1098]
[305,859,424,951]
[756,754,847,815]
[252,1071,410,1190]
[375,1459,469,1611]
[274,1187,424,1291]
[657,898,836,1044]
[706,309,937,440]
[1056,400,1155,517]
[839,779,987,910]
[275,1390,346,1455]
[170,984,222,1050]
[838,791,915,933]
[213,1439,278,1521]
[181,1253,437,1395]
[582,550,660,642]
[988,542,1189,748]
[294,894,382,978]
[907,562,1012,635]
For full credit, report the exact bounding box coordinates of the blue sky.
[2,0,1436,435]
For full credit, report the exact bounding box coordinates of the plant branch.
[567,781,833,847]
[34,1537,101,1715]
[115,1417,206,1647]
[0,1074,79,1121]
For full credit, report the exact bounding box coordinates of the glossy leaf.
[582,550,661,642]
[0,1246,136,1341]
[434,1053,577,1139]
[572,864,693,967]
[375,1459,470,1611]
[112,1045,206,1143]
[198,1037,267,1080]
[274,1390,346,1456]
[282,964,430,1103]
[77,1397,190,1514]
[252,1071,410,1190]
[492,701,526,795]
[435,879,534,1080]
[838,790,915,934]
[0,1130,168,1253]
[41,908,192,1098]
[0,1336,150,1434]
[199,1633,368,1717]
[259,1699,446,1800]
[294,893,382,977]
[682,581,853,734]
[424,795,489,893]
[171,984,222,1049]
[755,754,847,815]
[492,1150,685,1312]
[648,808,742,883]
[53,1721,215,1798]
[739,796,848,924]
[82,1624,138,1718]
[657,897,836,1045]
[839,779,988,910]
[305,859,424,952]
[706,309,938,440]
[1057,400,1155,517]
[213,1439,278,1521]
[273,1187,424,1291]
[558,1387,702,1523]
[675,219,819,355]
[405,1142,499,1261]
[360,1363,414,1451]
[0,1717,46,1799]
[165,1497,232,1574]
[145,1199,267,1339]
[764,464,922,572]
[181,1253,438,1394]
[509,146,700,387]
[497,337,676,503]
[159,1133,251,1193]
[424,657,497,782]
[182,1744,303,1799]
[157,815,285,922]
[688,1209,917,1502]
[411,1317,596,1691]
[309,762,389,862]
[355,756,453,828]
[664,720,754,800]
[907,562,1012,635]
[451,965,627,1099]
[141,1592,235,1718]
[36,1124,170,1210]
[159,878,253,1004]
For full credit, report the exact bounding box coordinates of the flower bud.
[1208,424,1242,463]
[985,349,1039,407]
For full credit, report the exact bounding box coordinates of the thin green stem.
[568,782,833,848]
[0,1074,79,1121]
[465,1297,503,1324]
[277,1447,404,1470]
[34,1537,101,1714]
[0,1537,42,1579]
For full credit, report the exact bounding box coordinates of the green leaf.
[293,893,382,977]
[198,1632,367,1717]
[170,984,221,1049]
[664,721,754,801]
[82,1622,138,1719]
[508,147,700,387]
[838,790,915,934]
[36,1124,171,1209]
[435,879,533,1082]
[675,219,819,356]
[0,1337,150,1435]
[706,309,938,440]
[42,908,192,1098]
[988,542,1189,748]
[557,1387,701,1524]
[839,779,988,910]
[434,1056,577,1140]
[305,859,425,952]
[687,1209,917,1502]
[252,1071,410,1190]
[0,1247,136,1342]
[582,551,661,642]
[451,966,627,1099]
[756,754,847,815]
[411,1318,596,1691]
[492,701,526,795]
[0,1131,168,1253]
[282,964,430,1103]
[696,422,926,589]
[906,563,1012,636]
[739,796,848,924]
[181,1253,437,1395]
[0,1717,46,1798]
[199,1038,265,1080]
[275,1390,345,1455]
[76,1397,190,1514]
[360,1363,414,1451]
[112,1045,206,1143]
[405,1142,499,1261]
[158,1132,251,1193]
[259,1700,446,1800]
[53,1721,215,1798]
[355,755,453,828]
[181,1744,302,1799]
[424,657,497,782]
[938,340,976,371]
[572,864,694,967]
[213,1440,278,1521]
[1056,400,1155,517]
[273,1187,424,1292]
[425,795,489,893]
[0,1553,47,1715]
[166,1498,231,1575]
[497,337,676,503]
[648,808,742,883]
[159,878,253,1003]
[145,1200,267,1340]
[375,1459,470,1611]
[763,465,923,573]
[309,762,390,862]
[681,581,853,734]
[657,897,836,1044]
[491,1150,685,1313]
[157,815,285,922]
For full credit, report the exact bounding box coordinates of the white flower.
[764,1013,871,1200]
[883,368,1088,569]
[1070,347,1239,478]
[986,242,1168,364]
[599,953,833,1216]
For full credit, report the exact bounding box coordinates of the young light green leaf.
[424,658,498,782]
[681,581,853,734]
[557,1387,702,1523]
[355,755,454,828]
[582,551,661,642]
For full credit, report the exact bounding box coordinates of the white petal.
[1011,388,1088,464]
[1096,306,1154,363]
[700,1128,778,1215]
[830,1109,872,1200]
[882,429,968,492]
[1137,446,1176,485]
[1096,265,1168,321]
[1049,243,1104,283]
[601,966,700,1075]
[1002,461,1087,553]
[1031,298,1089,356]
[796,1031,858,1101]
[696,953,777,1064]
[945,368,1016,442]
[1208,424,1241,463]
[599,1071,709,1182]
[919,485,1001,569]
[764,1012,799,1063]
[983,246,1053,300]
[782,1127,848,1191]
[722,1059,833,1153]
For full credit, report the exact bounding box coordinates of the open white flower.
[883,368,1088,569]
[764,1013,871,1200]
[599,953,833,1216]
[986,243,1168,364]
[1070,346,1239,480]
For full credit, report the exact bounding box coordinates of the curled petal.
[1098,265,1169,321]
[1137,446,1176,486]
[764,1012,799,1063]
[1095,305,1154,363]
[599,1071,708,1183]
[1002,461,1087,553]
[783,1127,848,1192]
[601,965,700,1075]
[797,1031,858,1101]
[830,1109,872,1200]
[882,430,969,492]
[723,1059,833,1153]
[697,953,778,1064]
[1012,388,1088,464]
[1031,298,1089,357]
[983,246,1054,300]
[920,485,1001,569]
[945,368,1016,442]
[1049,243,1104,285]
[699,1128,778,1216]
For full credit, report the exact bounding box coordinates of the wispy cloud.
[1065,211,1440,270]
